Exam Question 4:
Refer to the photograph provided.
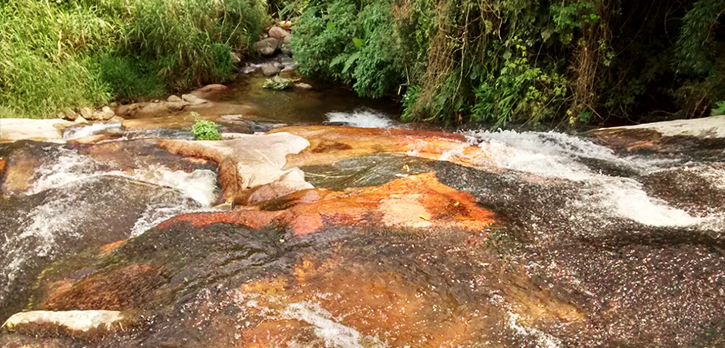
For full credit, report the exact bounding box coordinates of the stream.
[1,76,724,347]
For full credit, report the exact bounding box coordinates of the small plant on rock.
[191,112,222,140]
[263,76,295,90]
[711,101,725,116]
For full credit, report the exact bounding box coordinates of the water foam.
[63,122,123,140]
[326,109,396,129]
[467,130,710,228]
[283,302,387,348]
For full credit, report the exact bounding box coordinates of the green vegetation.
[713,101,725,116]
[263,76,296,90]
[0,0,267,119]
[291,0,725,126]
[191,113,223,140]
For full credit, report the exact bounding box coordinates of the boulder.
[167,95,182,103]
[59,108,78,121]
[74,116,89,124]
[268,26,290,40]
[284,34,291,45]
[255,38,279,57]
[109,116,125,123]
[115,103,142,117]
[262,64,280,77]
[165,101,187,112]
[0,119,72,142]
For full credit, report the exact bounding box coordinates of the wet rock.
[163,172,495,235]
[280,44,292,56]
[294,82,313,90]
[109,116,125,123]
[115,103,142,117]
[3,310,124,332]
[255,37,279,57]
[159,132,312,201]
[262,64,280,77]
[181,93,209,106]
[167,95,182,103]
[164,101,187,112]
[191,84,228,99]
[268,26,290,40]
[0,119,72,142]
[269,125,494,169]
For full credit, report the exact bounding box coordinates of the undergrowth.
[0,0,266,119]
[291,0,725,127]
[191,113,223,140]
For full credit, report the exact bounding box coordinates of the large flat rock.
[0,119,73,142]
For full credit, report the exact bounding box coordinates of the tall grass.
[0,0,267,119]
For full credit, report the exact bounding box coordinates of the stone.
[181,94,209,106]
[0,119,72,142]
[284,34,291,45]
[115,103,142,117]
[159,132,312,202]
[591,115,725,151]
[74,116,89,124]
[80,107,94,120]
[109,116,125,123]
[3,310,124,332]
[262,64,280,77]
[95,106,115,121]
[255,37,279,57]
[268,26,290,40]
[167,95,182,103]
[273,61,285,70]
[165,101,187,112]
[231,51,242,64]
[61,108,78,121]
[294,82,313,90]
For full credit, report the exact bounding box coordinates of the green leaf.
[342,52,360,74]
[352,37,365,48]
[327,21,335,31]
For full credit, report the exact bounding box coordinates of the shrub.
[0,0,267,119]
[263,77,295,90]
[191,114,223,140]
[712,101,725,116]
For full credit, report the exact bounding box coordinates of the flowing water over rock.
[1,88,725,347]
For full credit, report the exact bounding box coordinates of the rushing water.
[1,96,725,347]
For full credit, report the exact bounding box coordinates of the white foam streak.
[326,109,396,129]
[283,302,386,348]
[468,130,710,228]
[63,122,123,140]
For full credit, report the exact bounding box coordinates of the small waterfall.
[63,122,123,140]
[326,108,398,128]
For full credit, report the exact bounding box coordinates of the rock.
[276,20,293,30]
[167,95,182,103]
[262,64,280,77]
[280,43,292,56]
[273,61,285,70]
[284,34,291,45]
[165,101,187,112]
[255,38,279,57]
[243,65,260,74]
[115,103,142,117]
[3,310,124,332]
[80,107,94,120]
[0,119,72,142]
[94,106,115,121]
[268,26,290,40]
[181,94,209,106]
[591,115,725,151]
[74,116,89,124]
[59,108,78,121]
[158,132,312,202]
[109,116,125,123]
[279,68,298,79]
[293,82,313,90]
[231,51,242,64]
[191,84,228,99]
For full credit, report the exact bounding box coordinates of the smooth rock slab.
[0,119,72,142]
[3,310,124,332]
[594,115,725,139]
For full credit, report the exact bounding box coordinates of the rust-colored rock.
[268,125,494,169]
[99,239,127,257]
[42,263,165,311]
[160,173,494,235]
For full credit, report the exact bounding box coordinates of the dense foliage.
[0,0,266,118]
[292,0,725,126]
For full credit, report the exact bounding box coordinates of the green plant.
[263,77,295,90]
[712,101,725,116]
[191,113,223,140]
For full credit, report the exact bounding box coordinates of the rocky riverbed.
[1,73,725,347]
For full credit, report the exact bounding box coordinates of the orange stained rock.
[0,157,5,178]
[268,125,494,169]
[159,172,495,235]
[0,153,38,195]
[236,256,490,348]
[99,239,128,257]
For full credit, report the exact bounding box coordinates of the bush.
[191,114,223,140]
[0,0,267,119]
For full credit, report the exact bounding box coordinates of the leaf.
[326,21,335,31]
[352,37,365,48]
[342,52,360,74]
